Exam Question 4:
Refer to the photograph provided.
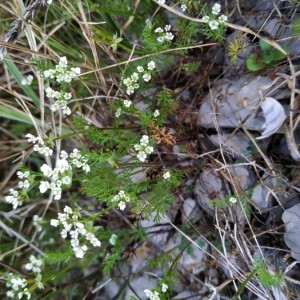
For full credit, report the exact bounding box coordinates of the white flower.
[52,187,62,200]
[62,105,71,116]
[47,0,52,5]
[161,283,168,292]
[165,32,174,41]
[24,255,43,274]
[147,61,156,71]
[118,201,126,210]
[155,27,164,33]
[58,56,67,67]
[181,4,187,12]
[82,163,90,173]
[218,14,228,23]
[17,171,30,179]
[156,0,165,4]
[229,197,237,204]
[90,237,101,247]
[62,176,72,185]
[56,159,70,173]
[21,75,33,86]
[137,151,147,162]
[73,246,86,258]
[134,144,142,151]
[5,189,21,210]
[126,86,135,95]
[33,215,43,232]
[163,171,171,180]
[45,87,54,98]
[140,135,149,145]
[131,72,139,81]
[144,289,152,298]
[25,133,37,143]
[153,109,160,117]
[164,24,171,31]
[142,73,151,82]
[109,234,117,245]
[71,67,81,75]
[123,77,131,86]
[41,164,52,177]
[137,66,144,72]
[18,180,30,190]
[145,146,153,154]
[115,108,122,117]
[157,36,165,43]
[38,145,53,157]
[50,219,60,227]
[144,289,160,300]
[39,181,50,193]
[60,150,68,159]
[202,16,210,23]
[64,206,73,214]
[212,3,221,15]
[208,20,219,30]
[123,100,132,107]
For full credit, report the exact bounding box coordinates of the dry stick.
[242,126,276,175]
[0,0,46,60]
[0,219,45,256]
[209,85,268,297]
[81,42,217,77]
[157,1,287,55]
[168,219,269,299]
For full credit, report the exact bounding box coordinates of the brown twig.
[0,0,46,60]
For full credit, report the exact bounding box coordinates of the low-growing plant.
[246,38,286,71]
[2,1,292,299]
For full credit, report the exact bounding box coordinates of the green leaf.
[246,53,266,71]
[270,48,286,61]
[262,53,274,64]
[3,59,40,107]
[259,39,272,53]
[292,17,300,36]
[0,103,38,125]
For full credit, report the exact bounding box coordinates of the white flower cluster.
[6,255,44,299]
[122,61,156,95]
[153,109,160,118]
[50,206,101,258]
[154,25,174,43]
[25,134,53,156]
[39,149,90,200]
[46,87,72,115]
[43,56,80,116]
[163,171,171,180]
[109,233,118,245]
[144,290,160,300]
[144,283,168,300]
[6,273,31,299]
[5,189,21,210]
[229,196,237,204]
[24,255,43,274]
[111,190,130,210]
[5,171,30,209]
[133,135,154,162]
[43,56,80,83]
[202,3,228,30]
[181,4,187,12]
[21,75,33,86]
[33,215,43,232]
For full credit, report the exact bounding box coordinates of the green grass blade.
[3,59,40,107]
[0,103,38,125]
